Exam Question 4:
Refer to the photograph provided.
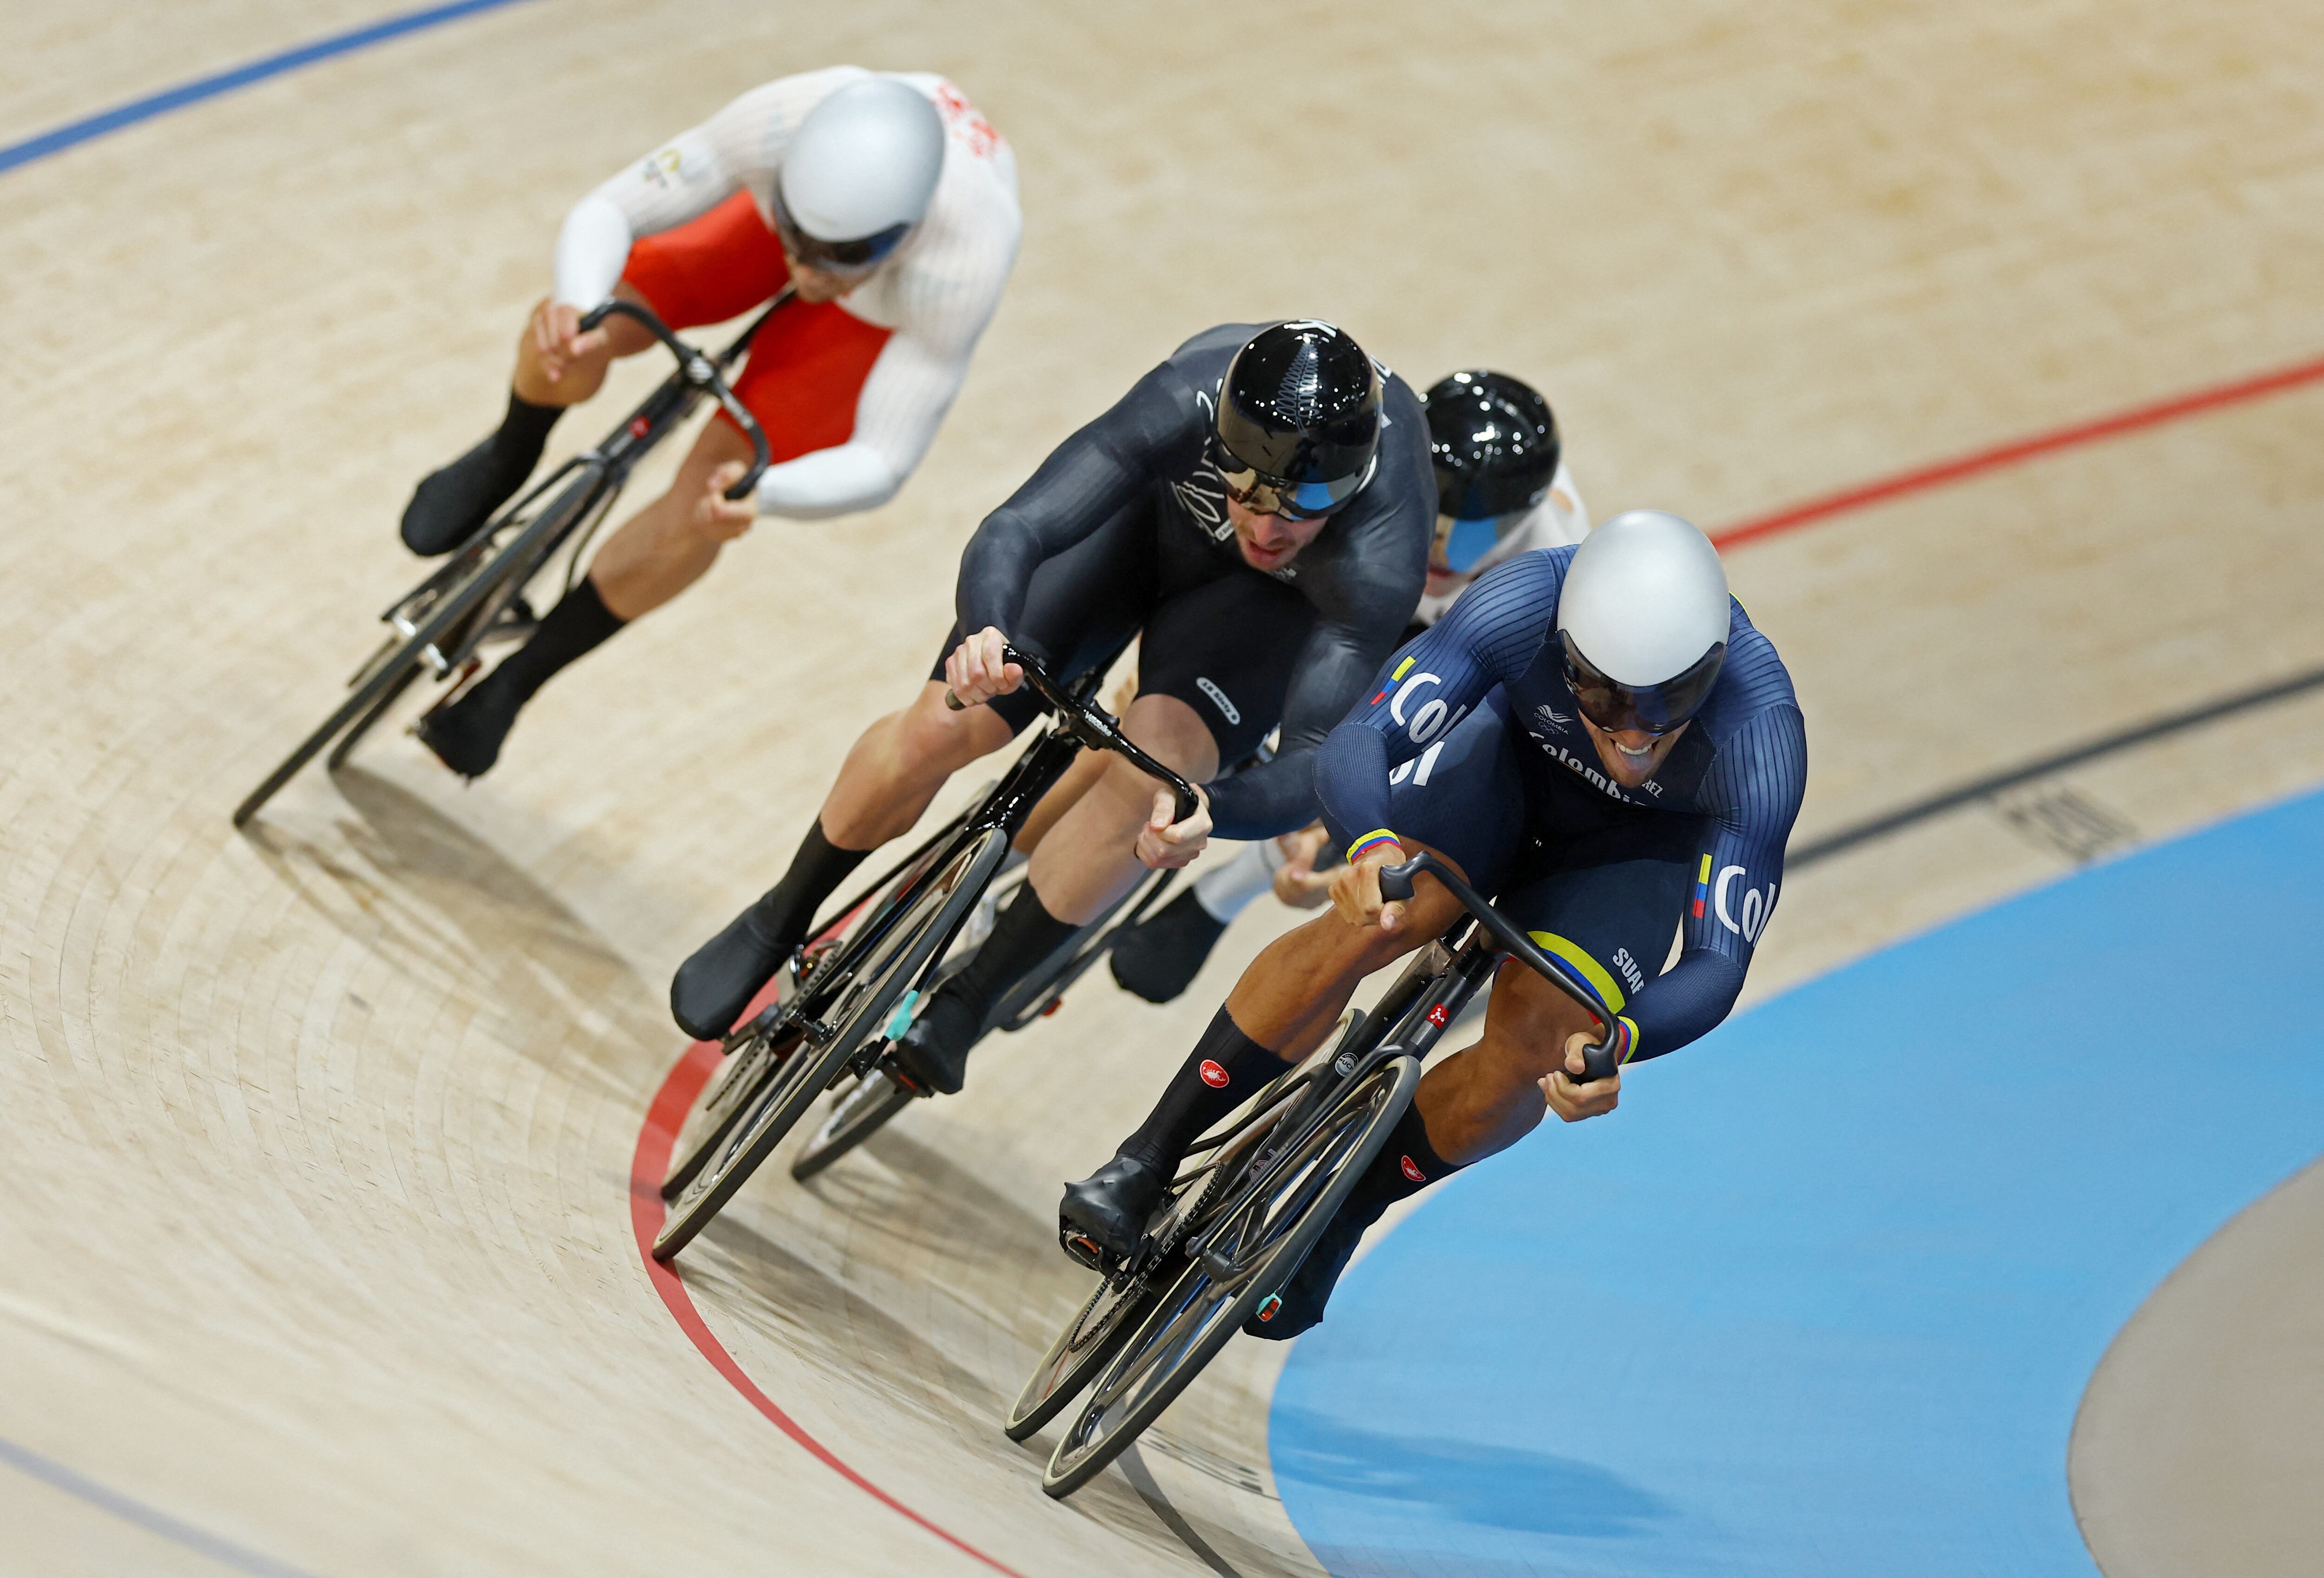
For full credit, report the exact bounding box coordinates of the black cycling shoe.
[1058,1150,1168,1263]
[1244,1194,1389,1340]
[670,899,794,1043]
[1108,888,1228,1005]
[888,990,980,1096]
[415,674,520,779]
[401,436,532,556]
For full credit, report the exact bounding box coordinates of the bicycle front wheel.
[653,826,1008,1261]
[1040,1052,1421,1498]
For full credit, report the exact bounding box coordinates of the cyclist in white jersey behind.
[1109,370,1587,1002]
[396,67,1022,778]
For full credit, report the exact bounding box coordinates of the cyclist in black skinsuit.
[670,320,1436,1096]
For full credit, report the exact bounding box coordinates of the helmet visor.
[772,188,910,274]
[1558,631,1725,736]
[1217,452,1375,522]
[1434,510,1530,574]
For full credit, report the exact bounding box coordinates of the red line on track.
[1711,352,2324,549]
[629,1039,1030,1578]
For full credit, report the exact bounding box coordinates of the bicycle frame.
[1121,852,1626,1284]
[234,296,783,826]
[732,648,1202,1068]
[384,297,783,681]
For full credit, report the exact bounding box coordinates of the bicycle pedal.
[411,657,484,723]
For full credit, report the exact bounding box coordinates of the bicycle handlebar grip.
[1574,1038,1623,1084]
[1378,858,1421,904]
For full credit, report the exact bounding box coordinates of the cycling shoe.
[415,674,519,779]
[1108,888,1228,1004]
[401,435,530,557]
[671,902,791,1043]
[1058,1150,1167,1263]
[888,990,979,1096]
[1244,1193,1388,1340]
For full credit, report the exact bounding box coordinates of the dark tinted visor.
[1559,630,1725,736]
[772,188,910,274]
[1217,453,1375,522]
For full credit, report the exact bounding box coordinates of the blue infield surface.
[1270,786,2324,1577]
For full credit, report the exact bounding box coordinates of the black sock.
[936,883,1081,1025]
[1340,1099,1463,1228]
[743,819,873,955]
[470,577,625,713]
[1120,1007,1288,1172]
[495,390,563,474]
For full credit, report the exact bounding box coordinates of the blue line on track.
[0,0,536,177]
[1270,786,2324,1576]
[0,1434,318,1577]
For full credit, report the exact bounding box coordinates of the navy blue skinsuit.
[1314,545,1808,1060]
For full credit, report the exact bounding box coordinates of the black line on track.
[1119,1444,1248,1578]
[1789,660,2324,868]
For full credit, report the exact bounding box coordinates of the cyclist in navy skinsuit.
[1062,510,1807,1337]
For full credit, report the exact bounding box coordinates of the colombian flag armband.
[1347,829,1401,864]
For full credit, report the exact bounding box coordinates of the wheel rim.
[660,1023,788,1194]
[1009,1273,1155,1432]
[1047,1067,1397,1484]
[652,829,1003,1255]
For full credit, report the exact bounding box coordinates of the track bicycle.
[1013,849,1624,1499]
[787,728,1281,1182]
[786,850,1184,1182]
[651,646,1202,1261]
[231,296,782,827]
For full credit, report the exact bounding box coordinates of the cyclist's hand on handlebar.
[533,300,609,384]
[1136,783,1210,870]
[943,626,1023,707]
[694,461,758,539]
[1329,839,1410,933]
[1543,1032,1621,1122]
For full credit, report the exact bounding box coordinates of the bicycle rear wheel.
[788,1070,915,1182]
[653,825,1007,1261]
[324,661,423,772]
[232,469,599,826]
[1040,1052,1421,1498]
[1005,1260,1177,1442]
[660,1017,801,1200]
[233,634,442,826]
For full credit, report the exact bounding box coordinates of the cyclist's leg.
[416,421,753,778]
[1412,791,1695,1161]
[402,276,660,556]
[403,187,775,549]
[419,220,889,776]
[589,296,892,620]
[1060,692,1527,1255]
[670,505,1154,1041]
[894,571,1300,1091]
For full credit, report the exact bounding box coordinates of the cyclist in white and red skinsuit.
[403,67,1022,778]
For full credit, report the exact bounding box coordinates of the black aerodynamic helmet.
[1423,370,1560,572]
[1214,320,1384,521]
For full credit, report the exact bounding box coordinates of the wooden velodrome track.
[5,1,2322,1572]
